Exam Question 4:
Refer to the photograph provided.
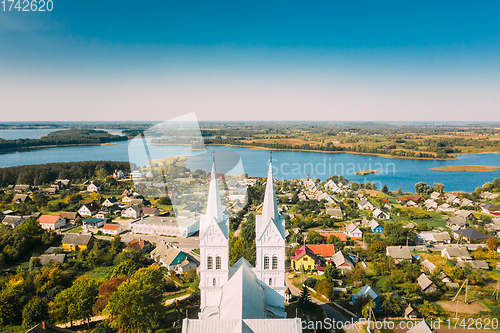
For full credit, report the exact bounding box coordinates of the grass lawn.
[86,266,114,280]
[65,226,84,233]
[191,248,200,255]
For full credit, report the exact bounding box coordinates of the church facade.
[182,158,302,333]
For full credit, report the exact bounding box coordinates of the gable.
[257,217,284,244]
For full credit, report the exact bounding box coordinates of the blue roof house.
[352,285,382,312]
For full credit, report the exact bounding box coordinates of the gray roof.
[39,254,66,265]
[443,247,472,260]
[150,241,184,266]
[332,251,354,268]
[132,215,198,228]
[61,233,93,246]
[457,260,489,270]
[417,273,435,291]
[358,199,368,206]
[2,215,25,227]
[456,228,491,240]
[386,246,412,259]
[421,259,436,273]
[447,216,466,226]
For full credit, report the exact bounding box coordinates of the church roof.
[256,159,285,241]
[200,159,229,241]
[220,258,266,320]
[182,318,302,333]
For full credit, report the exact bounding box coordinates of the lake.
[0,135,499,192]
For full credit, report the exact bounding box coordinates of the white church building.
[182,157,302,333]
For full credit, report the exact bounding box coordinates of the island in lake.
[355,170,379,175]
[431,165,500,172]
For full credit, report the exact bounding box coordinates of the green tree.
[487,237,500,251]
[306,230,324,244]
[49,275,99,327]
[111,259,139,278]
[22,297,48,328]
[382,185,388,194]
[324,265,341,282]
[297,287,312,309]
[104,266,168,333]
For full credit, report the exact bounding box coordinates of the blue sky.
[1,0,499,121]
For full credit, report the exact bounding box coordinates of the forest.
[0,129,128,151]
[0,161,132,187]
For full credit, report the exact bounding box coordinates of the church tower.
[199,157,230,316]
[254,154,286,304]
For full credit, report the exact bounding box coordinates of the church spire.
[261,152,279,223]
[204,153,223,226]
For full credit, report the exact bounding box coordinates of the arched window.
[272,256,278,270]
[207,256,213,270]
[268,278,272,285]
[213,278,217,286]
[264,256,269,270]
[216,256,221,270]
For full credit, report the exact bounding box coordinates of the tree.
[414,182,432,196]
[306,230,324,244]
[94,277,130,314]
[49,275,99,327]
[487,237,500,251]
[111,259,139,278]
[382,185,388,194]
[324,265,341,282]
[433,183,445,194]
[96,167,108,180]
[384,223,417,246]
[22,297,48,328]
[103,266,168,333]
[397,187,403,195]
[297,287,312,309]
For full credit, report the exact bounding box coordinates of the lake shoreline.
[206,144,457,161]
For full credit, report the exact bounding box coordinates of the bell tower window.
[207,256,213,270]
[272,256,278,270]
[264,256,269,270]
[216,256,221,270]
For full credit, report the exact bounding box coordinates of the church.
[182,157,302,333]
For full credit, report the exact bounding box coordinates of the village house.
[102,223,123,235]
[352,285,382,312]
[87,181,101,192]
[369,219,384,233]
[78,202,100,216]
[358,199,375,210]
[331,250,355,272]
[306,244,335,260]
[326,207,343,219]
[430,191,443,200]
[142,206,161,216]
[2,215,25,228]
[456,260,489,270]
[61,233,94,251]
[38,215,66,230]
[290,246,321,271]
[127,238,153,252]
[83,217,106,228]
[397,195,424,204]
[454,210,476,221]
[441,246,472,261]
[453,228,491,243]
[417,232,451,244]
[437,203,455,212]
[446,216,466,228]
[121,205,142,218]
[372,208,390,219]
[386,246,413,263]
[59,211,79,222]
[424,199,438,210]
[102,197,119,207]
[482,204,500,213]
[344,224,363,239]
[13,194,31,204]
[150,241,198,273]
[417,273,438,293]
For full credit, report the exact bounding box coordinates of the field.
[431,165,500,172]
